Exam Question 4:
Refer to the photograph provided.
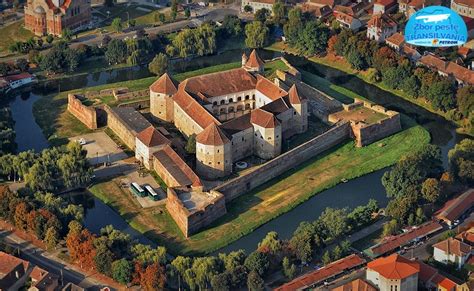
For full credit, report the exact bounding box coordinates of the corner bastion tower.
[149,50,309,179]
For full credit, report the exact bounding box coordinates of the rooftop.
[329,105,389,124]
[435,189,474,223]
[275,254,366,291]
[149,73,179,95]
[251,108,280,128]
[153,145,202,187]
[244,49,265,69]
[432,237,471,257]
[367,254,419,280]
[368,13,397,29]
[385,32,405,47]
[331,278,377,291]
[110,107,151,134]
[175,188,217,212]
[0,251,29,279]
[136,126,170,147]
[196,122,230,146]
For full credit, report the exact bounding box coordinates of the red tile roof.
[150,73,179,95]
[196,123,230,146]
[374,0,396,6]
[4,72,33,82]
[180,68,257,99]
[309,0,336,7]
[331,278,377,291]
[435,189,474,223]
[251,108,280,128]
[385,32,405,47]
[30,266,48,281]
[455,227,474,245]
[301,3,333,18]
[153,145,202,187]
[275,254,366,291]
[245,49,265,69]
[288,84,304,104]
[367,254,419,280]
[0,251,29,278]
[334,11,358,25]
[255,75,287,101]
[371,221,443,256]
[432,274,457,291]
[368,13,397,29]
[419,55,474,85]
[136,126,171,147]
[432,237,471,258]
[418,261,438,283]
[172,89,220,130]
[453,0,474,6]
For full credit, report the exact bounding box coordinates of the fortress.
[68,50,401,237]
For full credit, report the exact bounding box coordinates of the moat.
[4,49,465,254]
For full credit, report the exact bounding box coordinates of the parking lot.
[118,170,166,208]
[69,132,128,166]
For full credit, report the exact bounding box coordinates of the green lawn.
[0,20,34,55]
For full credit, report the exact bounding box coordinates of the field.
[0,20,34,55]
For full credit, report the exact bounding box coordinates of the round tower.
[196,123,232,179]
[149,73,179,122]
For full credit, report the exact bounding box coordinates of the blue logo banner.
[405,6,468,47]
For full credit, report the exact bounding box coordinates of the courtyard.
[69,132,128,166]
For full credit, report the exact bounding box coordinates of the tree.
[15,58,29,72]
[327,35,338,54]
[400,75,420,97]
[195,23,216,56]
[192,257,221,290]
[185,134,196,154]
[421,178,441,203]
[185,8,191,18]
[294,20,329,56]
[284,8,303,46]
[105,39,127,64]
[44,227,59,250]
[219,249,246,272]
[171,0,178,20]
[131,244,166,265]
[255,8,270,23]
[282,257,296,279]
[211,272,231,291]
[272,1,285,25]
[46,34,54,44]
[332,245,342,260]
[456,86,474,118]
[0,63,9,76]
[112,259,132,284]
[258,231,282,255]
[322,250,332,265]
[289,221,315,262]
[382,219,399,236]
[62,28,73,42]
[14,202,29,230]
[244,5,253,13]
[245,21,269,48]
[244,251,269,276]
[347,49,365,70]
[173,29,196,58]
[111,18,123,33]
[247,270,265,291]
[158,13,166,23]
[319,207,348,239]
[426,79,456,112]
[448,139,474,185]
[134,262,166,290]
[385,194,418,223]
[148,53,168,76]
[221,15,243,37]
[94,238,114,275]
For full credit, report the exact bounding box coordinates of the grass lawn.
[90,115,429,255]
[0,20,34,54]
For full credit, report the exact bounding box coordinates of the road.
[0,229,110,290]
[0,6,240,62]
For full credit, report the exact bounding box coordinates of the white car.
[77,138,86,145]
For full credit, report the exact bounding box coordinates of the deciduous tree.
[245,21,269,48]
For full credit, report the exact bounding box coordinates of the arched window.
[213,101,217,106]
[245,95,249,100]
[220,108,226,114]
[228,107,234,112]
[229,98,233,103]
[237,105,243,111]
[220,100,225,105]
[245,104,250,110]
[252,94,256,100]
[237,97,242,101]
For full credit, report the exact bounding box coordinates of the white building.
[451,0,474,18]
[432,237,472,269]
[367,13,397,42]
[366,254,419,291]
[2,72,35,90]
[334,11,363,31]
[241,0,277,13]
[135,126,171,170]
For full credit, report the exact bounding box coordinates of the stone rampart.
[117,99,150,109]
[276,71,343,122]
[67,94,98,129]
[214,122,351,201]
[114,89,149,101]
[165,188,227,237]
[352,114,401,147]
[83,87,128,99]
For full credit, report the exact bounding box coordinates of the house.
[62,282,85,291]
[24,0,91,36]
[434,189,474,225]
[367,13,397,42]
[401,45,421,62]
[0,72,36,90]
[366,254,420,291]
[418,261,471,291]
[385,32,405,51]
[432,237,472,269]
[331,278,377,291]
[455,227,474,246]
[373,0,397,14]
[0,251,30,290]
[307,0,349,8]
[398,0,442,18]
[135,126,171,170]
[28,266,59,291]
[301,3,333,19]
[333,2,367,17]
[275,254,366,290]
[334,11,363,31]
[451,0,474,19]
[241,0,278,13]
[458,47,473,59]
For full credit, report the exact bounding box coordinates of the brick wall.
[166,188,227,237]
[214,122,351,201]
[114,89,149,101]
[67,94,98,129]
[352,113,401,147]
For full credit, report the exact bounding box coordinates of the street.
[0,229,111,290]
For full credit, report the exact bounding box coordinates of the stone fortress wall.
[67,94,98,129]
[214,122,351,201]
[328,98,401,147]
[166,188,227,237]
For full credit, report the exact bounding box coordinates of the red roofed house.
[366,254,419,291]
[0,252,30,290]
[418,261,470,291]
[367,13,397,42]
[331,278,377,291]
[135,126,171,170]
[434,189,474,225]
[385,32,405,51]
[373,0,398,14]
[456,227,474,246]
[0,72,36,91]
[242,50,265,73]
[398,0,441,18]
[334,10,363,31]
[433,237,472,269]
[24,0,91,36]
[301,3,333,20]
[29,266,59,291]
[451,0,474,18]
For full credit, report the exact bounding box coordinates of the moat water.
[4,49,466,254]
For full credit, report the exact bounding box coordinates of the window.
[242,137,244,141]
[213,101,217,106]
[245,95,249,100]
[268,137,271,140]
[294,111,297,115]
[217,150,220,153]
[220,100,225,105]
[237,97,242,101]
[229,98,233,103]
[252,94,255,99]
